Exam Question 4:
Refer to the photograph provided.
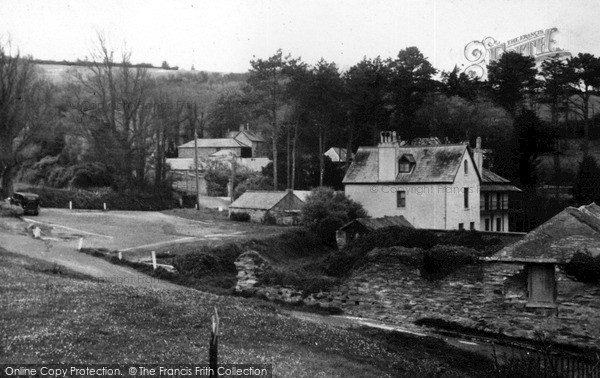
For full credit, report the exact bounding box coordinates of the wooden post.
[69,201,72,210]
[103,202,107,211]
[151,251,157,270]
[118,251,122,260]
[209,307,219,378]
[78,238,83,251]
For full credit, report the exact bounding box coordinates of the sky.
[1,0,599,73]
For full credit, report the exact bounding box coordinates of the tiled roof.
[490,203,600,264]
[343,144,472,184]
[178,138,250,149]
[229,191,291,210]
[340,216,414,231]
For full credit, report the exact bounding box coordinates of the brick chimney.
[378,131,399,181]
[473,136,483,174]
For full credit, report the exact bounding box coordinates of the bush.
[564,250,600,284]
[301,187,367,230]
[230,212,251,222]
[233,174,273,200]
[325,226,438,277]
[438,230,487,250]
[260,268,339,295]
[422,245,480,279]
[316,215,345,245]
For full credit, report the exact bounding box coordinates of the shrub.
[325,226,438,277]
[438,230,487,250]
[564,250,600,284]
[260,268,339,294]
[422,245,480,279]
[301,187,367,230]
[233,174,273,200]
[230,212,251,222]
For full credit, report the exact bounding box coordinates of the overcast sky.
[1,0,599,73]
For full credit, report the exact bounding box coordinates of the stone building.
[228,190,305,225]
[488,203,600,308]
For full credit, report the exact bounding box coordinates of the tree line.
[2,36,600,224]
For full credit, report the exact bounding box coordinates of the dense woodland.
[2,35,600,230]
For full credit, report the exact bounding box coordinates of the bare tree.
[72,34,154,190]
[0,42,41,198]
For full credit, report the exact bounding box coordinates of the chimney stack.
[378,131,399,181]
[474,136,483,174]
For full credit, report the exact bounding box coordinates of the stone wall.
[234,248,600,349]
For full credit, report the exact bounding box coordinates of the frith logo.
[463,27,571,79]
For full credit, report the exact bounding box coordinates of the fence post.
[69,201,72,210]
[103,202,107,211]
[118,251,122,261]
[209,307,219,378]
[151,251,157,270]
[78,238,83,251]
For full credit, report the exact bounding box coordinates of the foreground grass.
[0,249,495,377]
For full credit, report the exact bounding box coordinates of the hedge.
[21,187,176,211]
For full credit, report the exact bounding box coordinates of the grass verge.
[0,248,496,377]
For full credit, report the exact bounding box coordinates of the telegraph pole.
[193,118,200,210]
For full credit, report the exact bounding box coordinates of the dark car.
[10,192,41,215]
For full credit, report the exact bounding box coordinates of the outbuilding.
[488,203,600,308]
[228,190,305,225]
[336,216,413,248]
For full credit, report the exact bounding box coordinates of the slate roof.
[343,144,475,184]
[227,130,266,143]
[178,138,249,149]
[489,203,600,264]
[340,216,414,231]
[229,191,293,210]
[481,168,522,192]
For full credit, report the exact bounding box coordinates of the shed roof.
[489,203,600,264]
[343,144,476,184]
[340,216,414,231]
[229,191,294,210]
[179,138,250,149]
[481,168,522,192]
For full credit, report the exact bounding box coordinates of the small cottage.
[336,216,413,248]
[488,203,600,308]
[228,190,305,225]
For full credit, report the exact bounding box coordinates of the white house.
[343,131,482,230]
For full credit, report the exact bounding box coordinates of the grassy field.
[0,248,495,377]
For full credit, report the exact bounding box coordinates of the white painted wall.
[345,150,480,230]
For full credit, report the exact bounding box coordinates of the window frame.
[397,190,406,208]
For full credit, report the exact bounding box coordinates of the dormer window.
[398,154,415,173]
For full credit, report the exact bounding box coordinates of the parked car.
[10,192,40,215]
